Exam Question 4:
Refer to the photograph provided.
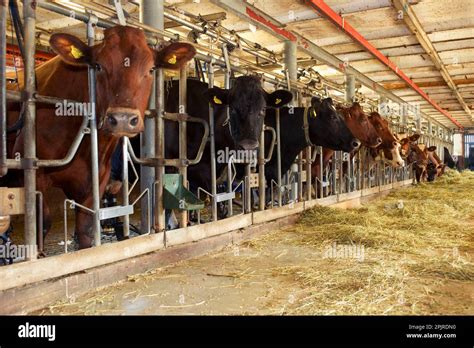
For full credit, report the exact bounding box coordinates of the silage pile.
[263,169,474,314]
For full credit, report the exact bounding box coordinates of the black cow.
[164,76,293,193]
[264,97,360,186]
[443,147,456,169]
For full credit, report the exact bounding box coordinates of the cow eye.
[149,67,156,75]
[95,64,102,72]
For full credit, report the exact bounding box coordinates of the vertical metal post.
[140,0,163,233]
[221,45,233,216]
[0,0,7,177]
[318,146,323,197]
[258,129,265,210]
[284,40,297,104]
[331,151,337,195]
[23,0,37,259]
[345,74,355,103]
[178,66,188,227]
[275,108,282,206]
[207,60,218,221]
[284,40,298,203]
[121,138,130,238]
[245,164,251,213]
[155,67,165,232]
[87,18,101,247]
[345,74,355,193]
[297,153,303,201]
[305,146,312,200]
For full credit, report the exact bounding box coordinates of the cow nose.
[397,160,404,167]
[376,137,383,145]
[238,139,259,151]
[105,111,143,135]
[352,139,361,149]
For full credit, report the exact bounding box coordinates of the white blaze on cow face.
[389,142,405,168]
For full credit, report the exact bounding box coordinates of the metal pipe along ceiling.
[305,0,464,130]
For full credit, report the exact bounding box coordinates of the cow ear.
[409,134,420,142]
[207,87,229,106]
[428,146,437,152]
[311,96,322,108]
[266,90,292,108]
[49,33,92,66]
[400,138,410,145]
[155,42,196,69]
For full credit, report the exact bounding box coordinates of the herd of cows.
[2,26,454,251]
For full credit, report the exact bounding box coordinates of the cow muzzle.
[104,107,144,136]
[238,139,259,151]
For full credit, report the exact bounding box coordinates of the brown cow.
[368,112,404,168]
[398,133,440,182]
[4,26,196,249]
[311,102,382,188]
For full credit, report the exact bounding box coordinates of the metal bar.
[36,191,43,255]
[305,146,312,201]
[0,0,7,176]
[207,60,218,221]
[179,65,188,227]
[140,0,162,234]
[258,129,265,211]
[245,165,251,213]
[297,153,303,202]
[121,138,130,238]
[5,90,89,168]
[23,0,37,260]
[87,18,101,247]
[275,108,282,207]
[155,67,165,232]
[221,44,233,216]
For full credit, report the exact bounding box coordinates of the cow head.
[408,144,436,182]
[50,26,196,137]
[399,133,420,159]
[369,112,404,167]
[208,75,292,150]
[338,103,382,148]
[308,97,360,152]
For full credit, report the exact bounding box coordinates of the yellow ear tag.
[213,96,222,105]
[311,109,317,118]
[275,98,282,105]
[167,54,177,65]
[70,45,84,59]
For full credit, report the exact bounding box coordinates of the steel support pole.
[284,40,302,203]
[121,138,130,238]
[0,0,7,177]
[155,67,165,232]
[23,0,37,259]
[140,0,163,233]
[207,60,218,221]
[284,40,297,104]
[275,108,282,206]
[178,66,188,227]
[345,74,355,103]
[222,45,233,216]
[258,130,265,210]
[87,19,101,247]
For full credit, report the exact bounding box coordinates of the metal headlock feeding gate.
[0,0,455,308]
